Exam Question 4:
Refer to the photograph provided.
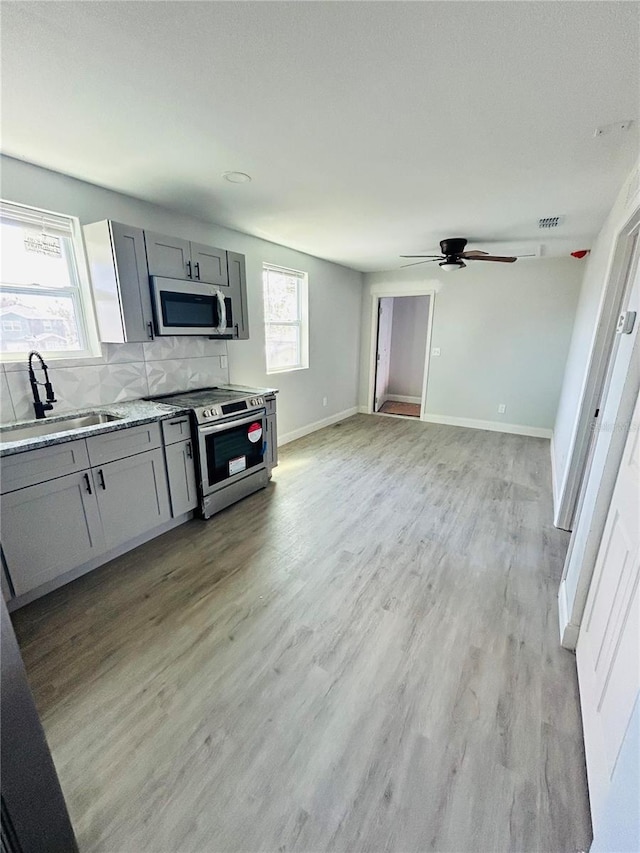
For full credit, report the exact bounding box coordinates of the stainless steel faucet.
[28,351,56,419]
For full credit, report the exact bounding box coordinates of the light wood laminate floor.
[13,415,592,853]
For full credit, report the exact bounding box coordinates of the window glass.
[262,264,308,373]
[0,201,100,360]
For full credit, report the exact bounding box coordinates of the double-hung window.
[262,264,309,373]
[0,200,100,360]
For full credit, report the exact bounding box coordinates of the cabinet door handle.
[186,441,193,459]
[147,321,155,340]
[194,261,200,280]
[186,260,192,278]
[83,473,92,494]
[169,419,188,426]
[98,469,106,490]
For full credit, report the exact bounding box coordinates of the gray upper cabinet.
[146,233,229,287]
[227,251,249,339]
[191,243,229,286]
[1,471,106,596]
[85,220,250,341]
[144,231,192,280]
[84,221,155,343]
[93,448,171,550]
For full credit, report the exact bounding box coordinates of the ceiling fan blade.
[401,259,441,268]
[460,250,490,258]
[466,255,517,263]
[400,254,443,259]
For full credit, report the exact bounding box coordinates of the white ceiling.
[1,1,638,272]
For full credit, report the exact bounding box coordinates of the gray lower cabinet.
[265,395,278,471]
[266,415,278,471]
[164,439,198,516]
[94,448,171,550]
[1,471,106,596]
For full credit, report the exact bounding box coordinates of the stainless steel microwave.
[150,276,233,337]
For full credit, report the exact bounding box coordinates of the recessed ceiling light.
[223,171,252,183]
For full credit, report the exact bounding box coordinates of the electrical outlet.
[322,396,328,407]
[432,347,441,357]
[498,404,506,414]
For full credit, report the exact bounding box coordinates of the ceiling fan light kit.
[400,237,518,270]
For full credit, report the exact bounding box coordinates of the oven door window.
[205,420,264,485]
[160,291,218,328]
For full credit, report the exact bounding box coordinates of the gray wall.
[388,296,429,399]
[0,156,363,438]
[360,258,583,431]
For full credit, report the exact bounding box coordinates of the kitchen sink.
[0,413,122,443]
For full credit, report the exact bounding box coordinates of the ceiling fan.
[401,237,518,271]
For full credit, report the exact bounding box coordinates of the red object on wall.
[571,250,590,259]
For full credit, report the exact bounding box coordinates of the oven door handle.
[199,411,266,435]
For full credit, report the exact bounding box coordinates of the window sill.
[2,351,104,370]
[266,365,309,376]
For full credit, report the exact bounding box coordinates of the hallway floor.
[13,415,592,852]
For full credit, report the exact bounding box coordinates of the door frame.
[559,207,640,649]
[367,287,436,419]
[555,203,640,530]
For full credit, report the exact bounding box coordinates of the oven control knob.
[203,409,211,418]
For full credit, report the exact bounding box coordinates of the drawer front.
[161,416,192,446]
[0,439,90,494]
[86,422,161,466]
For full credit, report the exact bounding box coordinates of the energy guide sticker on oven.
[229,456,247,476]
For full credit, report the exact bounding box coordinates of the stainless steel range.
[151,387,269,518]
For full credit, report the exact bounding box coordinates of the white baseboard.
[558,578,580,651]
[550,432,560,513]
[278,407,359,446]
[386,394,422,404]
[420,413,552,439]
[358,405,371,414]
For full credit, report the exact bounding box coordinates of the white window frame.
[0,200,101,362]
[262,263,309,374]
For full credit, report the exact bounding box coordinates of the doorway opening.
[373,295,432,419]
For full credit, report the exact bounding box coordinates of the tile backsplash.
[1,337,229,423]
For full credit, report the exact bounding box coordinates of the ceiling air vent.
[538,216,564,229]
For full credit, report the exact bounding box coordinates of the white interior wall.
[0,156,363,439]
[359,258,583,435]
[552,157,640,516]
[387,296,430,400]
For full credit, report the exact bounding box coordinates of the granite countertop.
[0,400,189,458]
[0,384,278,458]
[222,383,279,396]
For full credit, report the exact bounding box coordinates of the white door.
[576,386,640,833]
[374,297,394,412]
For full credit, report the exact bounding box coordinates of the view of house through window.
[0,200,99,359]
[262,263,309,373]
